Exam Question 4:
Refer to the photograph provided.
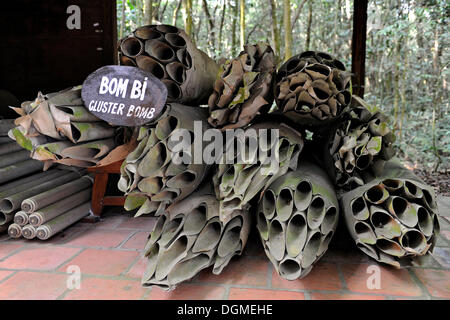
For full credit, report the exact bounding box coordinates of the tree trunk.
[231,1,239,55]
[283,0,292,61]
[291,0,307,29]
[305,0,312,51]
[144,0,153,25]
[120,1,126,39]
[218,0,227,52]
[172,0,182,26]
[239,0,245,49]
[183,0,193,37]
[269,0,281,62]
[202,0,216,49]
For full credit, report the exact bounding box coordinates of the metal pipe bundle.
[28,189,92,227]
[0,171,84,213]
[9,86,118,168]
[21,176,92,213]
[208,43,276,129]
[119,103,210,217]
[36,202,90,240]
[323,96,396,191]
[118,24,219,105]
[141,183,251,291]
[275,51,352,128]
[0,168,67,233]
[340,159,440,267]
[257,161,339,280]
[4,174,92,239]
[213,122,304,221]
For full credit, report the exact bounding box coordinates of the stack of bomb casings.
[119,103,211,217]
[8,171,92,240]
[275,51,352,130]
[118,24,219,105]
[256,161,339,280]
[340,159,440,267]
[141,183,251,290]
[322,96,396,191]
[319,96,440,266]
[213,122,304,221]
[9,86,120,169]
[207,43,276,129]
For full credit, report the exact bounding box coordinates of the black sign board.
[81,65,167,126]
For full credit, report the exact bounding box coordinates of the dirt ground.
[413,168,450,197]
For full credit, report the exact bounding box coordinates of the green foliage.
[117,0,449,172]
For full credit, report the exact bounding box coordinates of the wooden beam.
[351,0,368,98]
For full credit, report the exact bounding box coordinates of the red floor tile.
[126,256,146,279]
[0,271,67,299]
[0,246,81,270]
[95,215,127,229]
[59,249,138,276]
[271,262,342,291]
[0,243,23,260]
[63,277,147,300]
[42,227,86,245]
[0,270,15,282]
[197,257,269,287]
[147,284,226,300]
[229,288,305,300]
[121,231,149,250]
[413,269,450,298]
[67,229,134,248]
[341,263,423,297]
[310,292,386,300]
[117,216,157,231]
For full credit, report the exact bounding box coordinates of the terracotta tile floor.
[0,198,449,300]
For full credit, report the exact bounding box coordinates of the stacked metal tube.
[340,159,440,267]
[0,120,45,233]
[7,172,92,240]
[213,122,304,221]
[118,103,210,217]
[275,51,352,128]
[257,161,339,280]
[9,86,117,168]
[207,43,276,129]
[141,183,251,291]
[118,24,219,105]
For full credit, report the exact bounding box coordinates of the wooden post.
[351,0,368,98]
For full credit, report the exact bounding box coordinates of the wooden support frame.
[351,0,368,98]
[83,160,125,222]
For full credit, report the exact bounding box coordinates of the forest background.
[116,0,449,194]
